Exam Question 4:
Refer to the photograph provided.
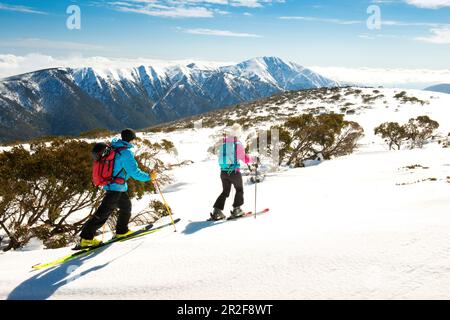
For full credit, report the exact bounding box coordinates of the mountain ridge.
[0,56,339,142]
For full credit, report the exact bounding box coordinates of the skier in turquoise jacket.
[211,123,254,221]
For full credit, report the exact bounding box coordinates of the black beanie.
[121,128,137,142]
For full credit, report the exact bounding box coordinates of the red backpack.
[91,142,127,187]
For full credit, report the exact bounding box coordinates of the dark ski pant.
[80,191,131,240]
[213,171,244,211]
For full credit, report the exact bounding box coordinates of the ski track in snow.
[1,88,450,299]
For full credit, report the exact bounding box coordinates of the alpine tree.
[281,113,364,167]
[404,116,439,148]
[374,116,440,151]
[374,122,407,150]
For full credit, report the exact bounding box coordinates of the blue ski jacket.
[104,138,151,192]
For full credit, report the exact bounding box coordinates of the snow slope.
[1,88,450,300]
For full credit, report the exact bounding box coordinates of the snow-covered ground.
[1,88,449,300]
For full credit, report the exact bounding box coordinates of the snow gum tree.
[374,122,407,150]
[276,113,364,167]
[404,116,439,149]
[375,116,439,150]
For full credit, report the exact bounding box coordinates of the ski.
[31,218,181,271]
[207,208,269,222]
[71,223,154,251]
[227,208,270,221]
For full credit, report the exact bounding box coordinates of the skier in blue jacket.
[79,129,157,248]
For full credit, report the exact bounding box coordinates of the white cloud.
[358,33,404,39]
[280,15,450,29]
[372,0,396,3]
[404,0,450,9]
[178,27,262,37]
[279,16,362,25]
[310,66,450,88]
[109,0,284,18]
[382,20,449,27]
[416,27,450,43]
[0,38,106,51]
[0,2,47,14]
[115,4,215,18]
[230,0,263,8]
[0,54,232,79]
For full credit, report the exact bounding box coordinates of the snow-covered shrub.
[0,139,98,251]
[375,116,440,150]
[133,138,175,186]
[374,122,407,150]
[404,116,439,149]
[269,113,364,167]
[444,133,450,148]
[394,91,427,105]
[149,200,171,218]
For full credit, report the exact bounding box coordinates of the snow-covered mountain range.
[0,57,338,142]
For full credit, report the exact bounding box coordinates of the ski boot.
[210,208,226,221]
[230,207,245,219]
[79,238,103,249]
[113,230,134,239]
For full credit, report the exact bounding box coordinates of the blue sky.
[0,0,449,85]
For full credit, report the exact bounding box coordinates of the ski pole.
[153,180,177,232]
[254,160,258,219]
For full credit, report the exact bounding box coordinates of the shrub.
[78,128,113,139]
[394,91,427,105]
[375,116,440,150]
[0,140,99,251]
[404,116,439,148]
[374,122,407,150]
[279,113,363,167]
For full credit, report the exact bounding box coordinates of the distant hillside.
[425,84,450,94]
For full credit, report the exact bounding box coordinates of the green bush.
[374,122,407,150]
[78,128,113,139]
[276,113,363,167]
[404,116,439,148]
[375,116,439,150]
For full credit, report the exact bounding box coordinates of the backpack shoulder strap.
[111,146,128,181]
[234,137,238,169]
[222,133,227,162]
[114,146,128,154]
